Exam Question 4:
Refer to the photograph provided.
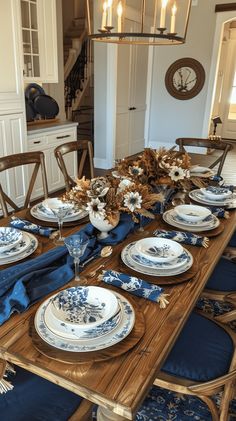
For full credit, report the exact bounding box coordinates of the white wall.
[148,0,236,149]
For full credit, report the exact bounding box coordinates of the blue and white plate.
[0,232,30,258]
[0,227,23,253]
[129,246,190,270]
[121,242,193,277]
[200,186,232,201]
[44,299,122,340]
[50,286,119,329]
[0,232,38,265]
[34,292,135,352]
[30,203,88,223]
[163,209,219,232]
[189,189,236,206]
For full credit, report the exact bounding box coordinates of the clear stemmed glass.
[64,235,89,283]
[43,198,74,245]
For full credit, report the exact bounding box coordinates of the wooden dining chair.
[54,140,94,192]
[175,138,233,176]
[154,311,236,421]
[0,151,48,218]
[198,257,236,324]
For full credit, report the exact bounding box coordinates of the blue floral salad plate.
[0,227,23,253]
[121,242,193,277]
[0,232,38,265]
[34,292,135,352]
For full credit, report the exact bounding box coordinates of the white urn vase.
[89,213,120,240]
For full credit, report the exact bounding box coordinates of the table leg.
[97,406,127,421]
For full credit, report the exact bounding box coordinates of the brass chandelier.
[86,0,192,46]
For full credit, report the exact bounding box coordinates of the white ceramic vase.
[89,212,120,240]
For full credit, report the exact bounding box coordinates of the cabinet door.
[21,0,58,83]
[38,0,58,82]
[115,19,148,159]
[0,0,24,113]
[0,114,28,209]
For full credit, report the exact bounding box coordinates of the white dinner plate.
[0,232,38,265]
[30,203,88,223]
[34,292,135,352]
[189,189,236,206]
[121,242,193,277]
[163,209,219,232]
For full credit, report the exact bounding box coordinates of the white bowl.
[174,204,211,223]
[42,198,74,216]
[50,286,119,330]
[135,237,183,263]
[0,227,23,253]
[200,187,232,201]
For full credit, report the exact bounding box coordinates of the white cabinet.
[20,0,58,83]
[0,113,28,208]
[27,124,78,198]
[115,19,148,159]
[0,0,25,113]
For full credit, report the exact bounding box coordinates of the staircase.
[63,15,94,141]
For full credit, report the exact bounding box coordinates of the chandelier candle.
[170,3,177,34]
[160,0,168,28]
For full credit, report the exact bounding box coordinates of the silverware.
[80,246,113,268]
[87,264,105,278]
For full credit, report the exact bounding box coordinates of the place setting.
[0,227,38,265]
[31,284,145,364]
[162,204,221,235]
[189,186,236,207]
[29,197,89,230]
[120,237,197,285]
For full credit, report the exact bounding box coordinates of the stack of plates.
[190,166,215,178]
[0,227,38,265]
[189,187,235,206]
[121,237,193,277]
[34,286,135,352]
[30,197,88,223]
[163,204,219,232]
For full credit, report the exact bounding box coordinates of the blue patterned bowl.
[50,286,119,330]
[200,187,232,201]
[0,227,23,253]
[175,204,211,223]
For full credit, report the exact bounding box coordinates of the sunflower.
[86,198,106,219]
[169,166,186,181]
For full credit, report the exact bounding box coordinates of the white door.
[115,19,148,159]
[220,30,236,140]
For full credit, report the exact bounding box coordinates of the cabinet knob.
[128,107,137,110]
[33,141,41,144]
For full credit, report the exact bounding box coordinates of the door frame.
[202,10,236,137]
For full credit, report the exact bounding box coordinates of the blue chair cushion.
[205,258,236,292]
[162,312,233,382]
[228,231,236,247]
[0,367,82,421]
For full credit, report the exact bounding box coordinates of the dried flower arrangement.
[116,148,208,190]
[65,175,163,225]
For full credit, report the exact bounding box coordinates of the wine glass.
[42,198,74,245]
[64,235,89,283]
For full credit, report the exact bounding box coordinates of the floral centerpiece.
[116,148,207,190]
[65,175,162,227]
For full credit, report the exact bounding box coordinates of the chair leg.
[199,395,220,421]
[88,141,94,179]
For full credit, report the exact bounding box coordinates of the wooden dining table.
[0,207,235,421]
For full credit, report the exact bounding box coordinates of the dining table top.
[0,206,236,420]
